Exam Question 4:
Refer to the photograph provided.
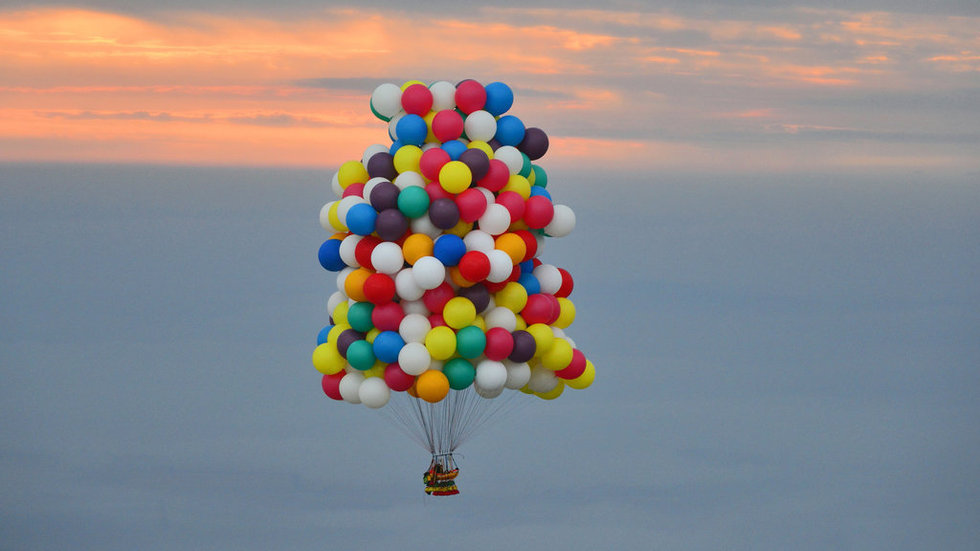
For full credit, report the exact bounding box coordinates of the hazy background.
[2,1,980,549]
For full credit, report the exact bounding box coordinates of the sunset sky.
[2,1,978,172]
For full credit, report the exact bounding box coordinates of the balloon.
[553,297,576,328]
[402,233,434,265]
[501,174,531,199]
[555,267,574,297]
[347,302,375,332]
[441,139,467,160]
[523,195,554,229]
[346,339,376,370]
[518,127,549,160]
[525,323,555,356]
[428,198,460,230]
[495,191,526,222]
[316,324,333,345]
[384,363,415,392]
[346,203,378,236]
[318,238,345,271]
[477,203,511,236]
[399,313,432,343]
[338,235,361,267]
[521,293,554,325]
[527,365,559,393]
[443,358,476,390]
[397,185,430,219]
[395,268,425,301]
[401,83,433,116]
[337,328,365,357]
[483,82,514,116]
[474,359,507,393]
[375,208,409,241]
[493,146,523,175]
[565,360,595,389]
[358,377,391,408]
[504,360,531,389]
[454,79,486,114]
[411,256,446,290]
[545,204,576,237]
[439,161,472,194]
[398,341,431,375]
[321,372,345,400]
[396,114,428,146]
[371,302,404,332]
[463,110,497,142]
[422,281,455,314]
[353,235,380,270]
[458,251,491,282]
[486,249,515,283]
[432,234,467,266]
[457,282,491,312]
[513,230,538,262]
[370,241,404,275]
[344,267,372,302]
[455,188,488,223]
[432,109,464,143]
[483,327,514,361]
[494,115,525,146]
[370,83,402,121]
[508,330,536,362]
[443,296,477,329]
[555,348,587,380]
[368,181,400,211]
[494,233,526,265]
[415,370,450,403]
[425,326,457,360]
[477,159,510,192]
[463,229,495,252]
[458,148,490,182]
[363,273,396,304]
[312,342,345,374]
[338,372,365,403]
[536,381,565,400]
[533,264,562,295]
[419,147,451,181]
[540,337,573,370]
[372,330,406,364]
[366,152,398,180]
[393,170,424,190]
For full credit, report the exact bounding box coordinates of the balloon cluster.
[313,79,595,409]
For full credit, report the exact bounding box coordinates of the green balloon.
[531,164,547,188]
[519,152,532,178]
[443,358,475,390]
[347,302,375,332]
[455,325,486,360]
[397,185,430,219]
[346,340,375,370]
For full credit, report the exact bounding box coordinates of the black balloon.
[508,330,536,363]
[518,127,549,160]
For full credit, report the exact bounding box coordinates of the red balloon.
[456,188,488,223]
[425,181,455,202]
[521,293,554,325]
[432,109,464,142]
[455,79,486,114]
[543,293,561,325]
[484,327,514,361]
[458,251,491,282]
[384,363,416,391]
[321,372,345,400]
[513,230,538,262]
[371,302,405,331]
[428,313,447,328]
[555,268,574,298]
[419,147,451,181]
[555,349,587,380]
[354,235,381,270]
[483,280,508,293]
[423,281,455,313]
[496,191,525,222]
[523,195,554,229]
[363,273,396,304]
[342,182,365,198]
[401,83,433,116]
[476,159,509,192]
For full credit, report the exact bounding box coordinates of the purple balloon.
[457,283,490,313]
[518,127,549,160]
[337,329,366,358]
[487,138,502,151]
[369,181,400,211]
[428,198,460,230]
[375,208,408,241]
[367,152,398,180]
[508,330,536,363]
[458,148,490,182]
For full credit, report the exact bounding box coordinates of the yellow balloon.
[415,370,450,403]
[501,174,531,199]
[328,203,346,231]
[514,314,527,331]
[536,380,565,400]
[439,161,472,194]
[554,297,576,328]
[327,324,347,343]
[467,140,493,157]
[393,145,423,174]
[331,301,349,326]
[443,297,477,329]
[471,315,486,331]
[540,338,573,370]
[425,326,457,360]
[424,111,437,143]
[312,342,345,375]
[525,323,554,356]
[566,360,595,390]
[364,363,386,378]
[494,282,528,313]
[365,327,381,343]
[401,80,426,91]
[446,218,474,238]
[337,160,368,189]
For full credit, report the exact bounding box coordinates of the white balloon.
[358,377,391,408]
[475,385,504,399]
[400,299,430,316]
[387,112,405,142]
[463,110,497,142]
[327,291,346,316]
[429,81,457,111]
[393,171,424,190]
[486,249,515,283]
[476,187,495,205]
[398,342,431,375]
[361,143,390,167]
[371,242,404,275]
[339,372,365,403]
[504,360,531,389]
[464,230,495,252]
[398,313,431,343]
[545,204,576,237]
[475,359,507,392]
[335,267,354,297]
[493,146,523,174]
[533,264,563,295]
[410,215,442,238]
[395,268,425,301]
[527,365,559,393]
[371,83,402,120]
[319,201,337,232]
[331,171,343,197]
[411,256,446,290]
[484,306,517,331]
[478,203,511,236]
[338,234,362,268]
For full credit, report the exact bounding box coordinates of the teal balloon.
[346,340,376,370]
[443,358,476,390]
[347,302,375,332]
[397,185,430,219]
[455,325,487,359]
[531,164,547,188]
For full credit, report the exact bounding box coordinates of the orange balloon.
[494,232,526,265]
[344,267,372,302]
[415,370,450,403]
[448,266,477,288]
[402,233,434,265]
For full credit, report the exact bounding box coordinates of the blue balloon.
[441,139,468,160]
[318,238,345,271]
[372,330,405,363]
[432,234,467,266]
[528,186,552,201]
[389,139,404,155]
[483,82,514,116]
[346,203,378,236]
[317,324,333,345]
[518,259,535,273]
[495,115,526,146]
[517,272,541,295]
[396,114,428,146]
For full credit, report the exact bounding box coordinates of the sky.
[2,2,979,550]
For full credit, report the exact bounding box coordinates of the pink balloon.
[521,293,554,325]
[523,195,555,229]
[384,363,416,391]
[372,302,405,332]
[484,327,514,361]
[432,110,464,142]
[456,188,488,223]
[420,148,451,181]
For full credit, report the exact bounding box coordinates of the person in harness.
[423,454,459,496]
